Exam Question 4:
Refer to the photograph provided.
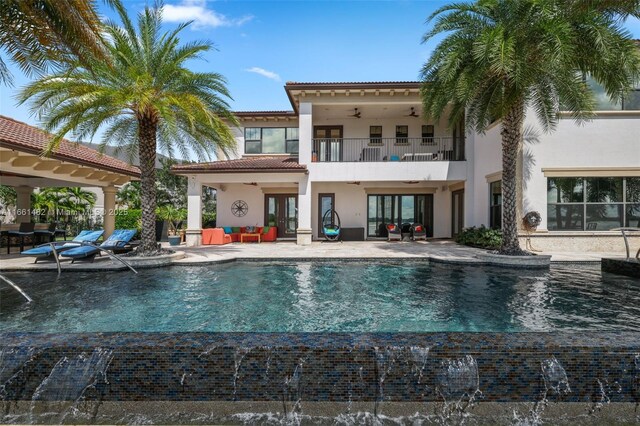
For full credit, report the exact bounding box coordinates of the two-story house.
[172,80,639,251]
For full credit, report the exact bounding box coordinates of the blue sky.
[1,0,640,134]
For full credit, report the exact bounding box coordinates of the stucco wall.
[215,184,266,227]
[521,113,640,231]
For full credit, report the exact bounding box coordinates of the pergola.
[0,115,140,237]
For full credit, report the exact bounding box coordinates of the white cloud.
[163,0,253,29]
[245,67,281,82]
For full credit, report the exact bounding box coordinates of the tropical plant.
[156,205,186,236]
[116,181,142,209]
[421,0,640,255]
[0,185,17,221]
[455,226,502,250]
[19,3,238,254]
[0,0,115,85]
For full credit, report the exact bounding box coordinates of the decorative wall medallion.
[231,200,248,217]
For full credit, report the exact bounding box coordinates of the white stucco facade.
[175,81,639,251]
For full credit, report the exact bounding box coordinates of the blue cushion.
[59,245,98,258]
[223,227,232,234]
[21,230,102,256]
[61,229,136,258]
[101,229,136,248]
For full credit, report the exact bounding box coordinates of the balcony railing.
[311,137,465,163]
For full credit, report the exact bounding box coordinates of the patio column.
[296,175,312,245]
[102,186,117,238]
[15,185,33,223]
[464,130,476,227]
[298,102,312,165]
[185,175,202,247]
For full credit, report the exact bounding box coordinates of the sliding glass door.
[367,194,433,237]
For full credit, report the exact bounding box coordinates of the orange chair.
[202,228,231,245]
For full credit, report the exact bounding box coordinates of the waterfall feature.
[232,347,251,401]
[436,354,482,420]
[29,348,113,424]
[282,357,305,422]
[513,356,572,425]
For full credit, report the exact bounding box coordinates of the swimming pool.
[1,261,638,332]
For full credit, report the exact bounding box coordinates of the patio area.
[0,239,622,272]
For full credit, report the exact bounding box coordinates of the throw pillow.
[223,227,232,234]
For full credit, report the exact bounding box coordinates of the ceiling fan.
[349,108,361,118]
[406,107,419,117]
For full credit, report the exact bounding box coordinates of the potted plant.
[157,206,186,246]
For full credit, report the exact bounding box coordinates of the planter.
[168,235,181,246]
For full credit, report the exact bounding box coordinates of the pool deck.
[0,239,623,271]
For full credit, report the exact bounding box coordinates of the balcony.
[311,137,465,163]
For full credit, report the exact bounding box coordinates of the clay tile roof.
[171,156,306,174]
[0,115,139,177]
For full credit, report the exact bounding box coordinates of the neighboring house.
[172,81,640,251]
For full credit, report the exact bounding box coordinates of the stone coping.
[476,252,552,268]
[1,240,623,272]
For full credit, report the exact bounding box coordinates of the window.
[585,77,640,111]
[547,177,639,231]
[489,181,502,229]
[367,194,433,237]
[244,127,299,155]
[421,125,434,145]
[244,128,262,154]
[369,126,382,145]
[286,128,299,154]
[395,125,408,144]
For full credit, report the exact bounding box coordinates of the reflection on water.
[1,263,639,332]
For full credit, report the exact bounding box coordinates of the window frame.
[421,124,435,145]
[395,125,409,145]
[244,127,299,155]
[369,126,383,145]
[546,176,638,231]
[489,180,502,229]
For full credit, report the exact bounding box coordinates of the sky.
[1,0,639,140]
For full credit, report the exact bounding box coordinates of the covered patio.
[0,116,140,244]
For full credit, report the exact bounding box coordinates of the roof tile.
[172,156,306,173]
[0,116,139,177]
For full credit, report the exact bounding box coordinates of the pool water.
[1,262,638,332]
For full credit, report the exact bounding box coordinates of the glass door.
[265,194,298,238]
[451,189,464,237]
[318,193,335,236]
[314,126,343,162]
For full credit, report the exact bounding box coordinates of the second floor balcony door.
[314,126,343,162]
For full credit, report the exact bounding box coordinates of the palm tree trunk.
[499,99,526,255]
[138,116,158,254]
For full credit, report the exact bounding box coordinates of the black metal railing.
[311,137,465,163]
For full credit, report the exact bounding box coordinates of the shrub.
[203,212,216,228]
[455,226,502,250]
[114,209,141,238]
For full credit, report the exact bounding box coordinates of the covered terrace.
[0,115,140,240]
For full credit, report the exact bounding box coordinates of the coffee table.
[240,233,261,243]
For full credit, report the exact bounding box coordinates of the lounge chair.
[386,223,401,241]
[6,222,35,254]
[411,223,427,241]
[20,230,104,263]
[60,229,137,262]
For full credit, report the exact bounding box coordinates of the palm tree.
[19,3,238,254]
[0,0,115,85]
[421,0,640,255]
